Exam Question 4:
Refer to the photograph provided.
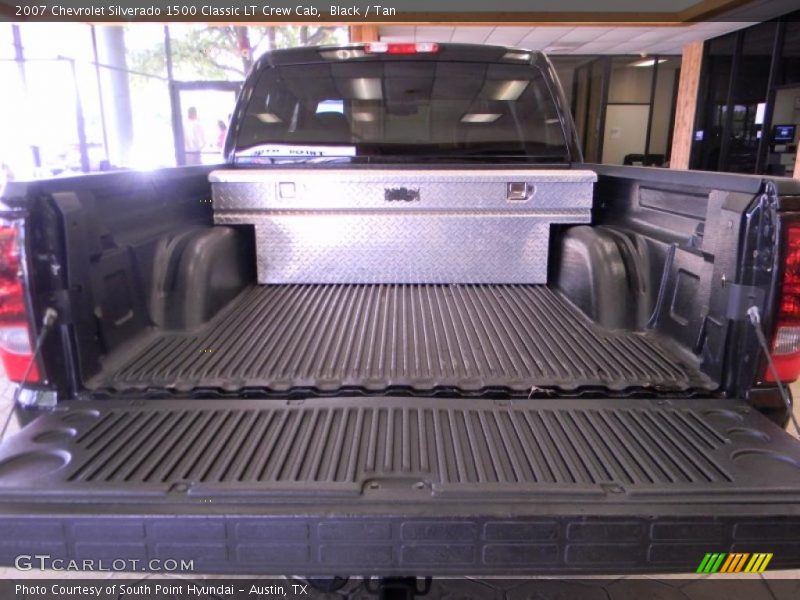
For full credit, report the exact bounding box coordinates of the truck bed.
[90,284,714,395]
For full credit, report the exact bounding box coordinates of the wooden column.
[670,41,704,170]
[349,25,380,43]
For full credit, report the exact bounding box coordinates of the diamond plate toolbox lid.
[210,169,596,284]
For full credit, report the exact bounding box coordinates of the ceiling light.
[486,80,529,101]
[352,111,376,122]
[629,58,668,67]
[255,113,282,123]
[461,113,502,123]
[316,99,345,114]
[346,78,382,100]
[544,43,582,53]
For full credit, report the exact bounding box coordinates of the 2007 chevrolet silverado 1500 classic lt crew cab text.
[0,43,799,576]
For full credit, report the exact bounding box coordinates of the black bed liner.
[0,397,799,574]
[1,397,796,496]
[91,285,714,394]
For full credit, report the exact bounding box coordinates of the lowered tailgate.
[0,397,799,574]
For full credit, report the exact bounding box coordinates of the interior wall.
[603,59,653,164]
[603,104,649,165]
[607,63,653,104]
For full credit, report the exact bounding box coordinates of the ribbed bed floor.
[96,285,714,393]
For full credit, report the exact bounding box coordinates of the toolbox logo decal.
[384,187,420,202]
[696,552,773,573]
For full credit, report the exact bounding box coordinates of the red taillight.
[365,42,439,55]
[766,219,800,382]
[0,224,39,383]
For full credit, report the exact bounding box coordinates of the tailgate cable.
[747,305,800,436]
[0,308,58,442]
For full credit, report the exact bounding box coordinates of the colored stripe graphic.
[734,553,750,572]
[720,553,749,573]
[698,553,727,573]
[720,554,736,573]
[710,553,726,573]
[744,553,774,573]
[696,553,714,573]
[698,552,773,573]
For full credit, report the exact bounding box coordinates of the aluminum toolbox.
[211,169,596,284]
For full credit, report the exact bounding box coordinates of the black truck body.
[0,44,799,575]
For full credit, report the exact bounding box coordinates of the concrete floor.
[0,367,798,592]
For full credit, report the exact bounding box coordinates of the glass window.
[767,87,799,176]
[724,22,776,173]
[124,24,168,78]
[0,24,15,59]
[648,56,681,163]
[781,21,800,86]
[164,25,248,81]
[692,33,737,171]
[0,25,100,180]
[18,23,94,61]
[128,76,175,169]
[235,59,569,162]
[73,60,106,171]
[249,26,348,62]
[161,25,349,82]
[0,60,32,184]
[178,87,238,166]
[18,60,82,177]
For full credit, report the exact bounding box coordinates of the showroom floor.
[0,366,798,593]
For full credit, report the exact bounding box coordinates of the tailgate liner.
[0,397,798,497]
[92,285,714,393]
[1,397,800,574]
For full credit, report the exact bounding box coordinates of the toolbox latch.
[507,182,533,201]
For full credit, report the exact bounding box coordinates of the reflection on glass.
[236,60,570,161]
[765,88,800,176]
[781,22,800,86]
[692,34,736,171]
